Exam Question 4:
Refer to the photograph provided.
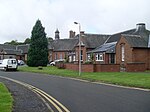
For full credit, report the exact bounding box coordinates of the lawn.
[18,66,150,89]
[0,83,13,112]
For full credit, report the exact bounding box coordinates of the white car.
[0,59,18,71]
[50,59,65,66]
[18,60,25,65]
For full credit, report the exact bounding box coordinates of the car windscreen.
[8,60,17,64]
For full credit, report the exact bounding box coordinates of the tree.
[27,19,48,67]
[4,40,23,45]
[24,38,31,44]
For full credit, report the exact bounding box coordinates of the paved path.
[0,71,150,112]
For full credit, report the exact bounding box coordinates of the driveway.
[0,71,150,112]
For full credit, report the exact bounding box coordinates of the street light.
[74,22,81,76]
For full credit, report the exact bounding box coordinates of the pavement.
[0,77,51,112]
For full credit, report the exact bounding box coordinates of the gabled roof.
[0,44,16,51]
[106,29,136,43]
[106,24,150,45]
[16,44,29,54]
[0,44,29,55]
[122,34,148,48]
[81,34,110,48]
[88,42,117,53]
[2,49,22,55]
[50,38,79,51]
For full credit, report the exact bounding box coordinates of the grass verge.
[18,66,150,89]
[0,83,13,112]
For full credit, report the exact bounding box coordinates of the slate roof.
[106,29,136,43]
[0,44,29,55]
[49,38,79,51]
[3,49,22,55]
[81,34,110,48]
[88,42,117,53]
[0,44,16,51]
[16,44,29,54]
[122,34,148,48]
[106,28,150,44]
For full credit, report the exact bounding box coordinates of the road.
[0,71,150,112]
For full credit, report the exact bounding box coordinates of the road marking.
[0,76,70,112]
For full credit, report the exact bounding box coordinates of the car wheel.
[4,67,8,71]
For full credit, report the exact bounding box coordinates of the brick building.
[0,44,29,62]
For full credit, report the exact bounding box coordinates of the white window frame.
[73,55,76,61]
[60,53,62,59]
[69,56,72,62]
[87,54,91,61]
[121,45,125,61]
[96,53,103,61]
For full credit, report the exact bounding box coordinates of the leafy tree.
[27,19,48,67]
[4,40,23,45]
[24,38,31,44]
[47,37,53,42]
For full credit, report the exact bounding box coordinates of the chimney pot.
[136,23,146,32]
[69,30,76,38]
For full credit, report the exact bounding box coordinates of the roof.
[16,44,29,54]
[49,38,79,51]
[1,49,22,55]
[122,34,148,48]
[81,34,110,48]
[88,42,117,53]
[0,44,16,51]
[106,29,136,43]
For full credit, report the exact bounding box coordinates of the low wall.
[63,63,120,72]
[126,62,146,72]
[95,64,120,72]
[56,62,146,72]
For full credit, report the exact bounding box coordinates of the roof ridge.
[121,34,141,38]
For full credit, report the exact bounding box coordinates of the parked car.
[0,60,3,64]
[0,59,18,71]
[18,60,25,66]
[49,59,65,66]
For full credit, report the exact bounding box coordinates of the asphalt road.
[0,71,150,112]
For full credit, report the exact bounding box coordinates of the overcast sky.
[0,0,150,44]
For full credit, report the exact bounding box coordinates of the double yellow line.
[0,76,70,112]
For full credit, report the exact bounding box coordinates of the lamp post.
[74,22,81,76]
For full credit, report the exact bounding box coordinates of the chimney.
[136,23,146,32]
[69,30,75,38]
[80,31,85,36]
[55,29,60,40]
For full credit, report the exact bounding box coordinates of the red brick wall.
[116,36,150,70]
[75,46,87,63]
[65,63,94,72]
[95,64,120,72]
[64,63,120,72]
[51,51,66,60]
[132,48,150,70]
[116,37,133,65]
[126,63,146,72]
[65,63,78,71]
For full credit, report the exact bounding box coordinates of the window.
[87,54,91,61]
[55,53,57,60]
[76,52,78,61]
[96,53,103,61]
[121,45,125,61]
[109,54,115,64]
[80,50,83,61]
[73,55,75,61]
[60,54,62,59]
[69,56,72,62]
